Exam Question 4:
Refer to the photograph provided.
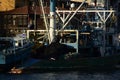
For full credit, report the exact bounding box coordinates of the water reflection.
[0,71,120,80]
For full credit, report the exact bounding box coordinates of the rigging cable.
[38,0,51,43]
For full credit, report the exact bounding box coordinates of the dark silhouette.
[32,35,76,60]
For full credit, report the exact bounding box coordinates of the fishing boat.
[0,33,34,71]
[25,0,120,71]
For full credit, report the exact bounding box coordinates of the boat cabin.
[0,34,31,55]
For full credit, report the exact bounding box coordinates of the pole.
[94,0,97,7]
[34,5,36,30]
[49,0,56,43]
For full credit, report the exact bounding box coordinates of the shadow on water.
[0,66,119,74]
[19,65,120,74]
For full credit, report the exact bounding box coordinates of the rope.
[38,0,51,43]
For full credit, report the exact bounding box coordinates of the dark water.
[1,70,120,80]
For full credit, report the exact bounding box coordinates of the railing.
[27,30,79,53]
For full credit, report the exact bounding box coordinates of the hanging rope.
[38,0,51,43]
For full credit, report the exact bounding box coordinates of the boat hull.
[0,43,34,71]
[26,54,120,72]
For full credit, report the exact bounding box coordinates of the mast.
[49,0,56,43]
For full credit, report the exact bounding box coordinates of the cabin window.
[60,32,76,43]
[15,41,22,47]
[18,42,22,47]
[0,40,12,49]
[16,15,27,27]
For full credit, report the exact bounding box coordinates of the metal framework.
[56,9,115,30]
[55,0,115,56]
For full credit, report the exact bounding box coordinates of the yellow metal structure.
[0,0,15,11]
